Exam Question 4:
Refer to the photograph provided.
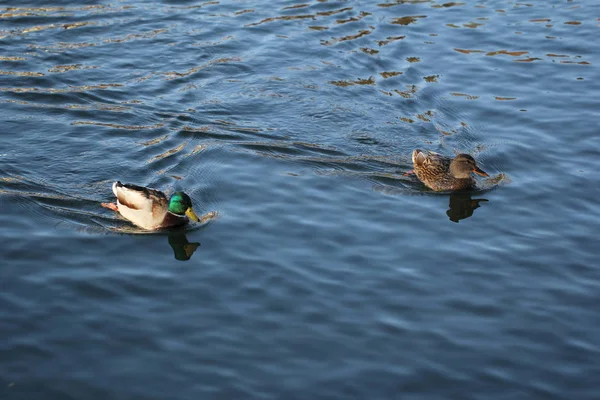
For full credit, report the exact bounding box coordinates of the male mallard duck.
[101,181,200,230]
[411,149,488,191]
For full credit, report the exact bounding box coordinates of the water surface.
[1,1,600,398]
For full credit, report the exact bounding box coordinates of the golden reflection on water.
[454,48,591,65]
[0,177,22,183]
[391,15,427,25]
[2,99,131,112]
[329,77,375,87]
[0,70,44,77]
[560,61,590,65]
[162,57,241,80]
[0,83,123,93]
[360,47,378,55]
[377,1,431,8]
[0,21,97,38]
[48,64,97,73]
[514,57,542,62]
[399,110,441,125]
[138,135,170,147]
[378,36,405,46]
[486,50,528,57]
[72,121,165,130]
[190,145,207,156]
[234,9,254,16]
[0,188,69,201]
[317,7,354,17]
[182,126,211,133]
[25,28,167,53]
[103,29,168,44]
[337,11,371,24]
[246,6,363,28]
[396,85,418,99]
[462,22,483,29]
[432,2,465,8]
[0,56,27,61]
[29,41,96,51]
[147,143,188,164]
[168,2,219,11]
[450,93,479,100]
[1,5,107,14]
[282,4,311,11]
[453,48,483,54]
[322,29,373,46]
[246,14,316,27]
[380,71,403,79]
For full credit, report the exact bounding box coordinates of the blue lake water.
[1,1,600,398]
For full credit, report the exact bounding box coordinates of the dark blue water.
[2,1,600,398]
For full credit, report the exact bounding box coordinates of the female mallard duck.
[101,181,200,230]
[411,149,488,191]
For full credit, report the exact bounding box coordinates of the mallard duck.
[411,149,488,191]
[101,181,200,230]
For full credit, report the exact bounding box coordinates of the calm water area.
[1,0,599,398]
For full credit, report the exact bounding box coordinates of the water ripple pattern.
[1,1,599,399]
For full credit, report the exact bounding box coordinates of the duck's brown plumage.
[411,149,488,192]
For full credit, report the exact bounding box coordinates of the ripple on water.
[2,0,600,398]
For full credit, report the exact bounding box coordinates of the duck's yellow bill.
[185,207,200,222]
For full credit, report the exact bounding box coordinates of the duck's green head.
[168,192,200,222]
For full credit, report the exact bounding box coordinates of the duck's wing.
[111,182,170,230]
[424,151,451,170]
[412,149,435,168]
[113,181,168,211]
[413,150,427,167]
[413,150,444,167]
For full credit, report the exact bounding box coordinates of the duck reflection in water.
[167,229,200,261]
[446,192,488,223]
